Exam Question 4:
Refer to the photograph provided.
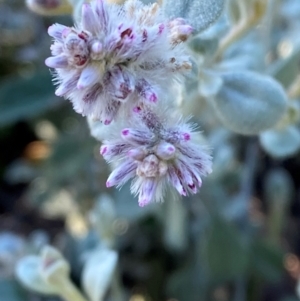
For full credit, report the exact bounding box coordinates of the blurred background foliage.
[1,0,300,301]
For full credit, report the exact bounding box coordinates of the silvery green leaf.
[212,71,287,135]
[15,256,57,295]
[82,248,118,301]
[188,36,218,56]
[198,15,228,39]
[163,0,224,33]
[219,54,263,71]
[221,33,265,71]
[226,0,240,24]
[29,230,50,252]
[259,126,300,158]
[268,44,300,88]
[199,70,223,97]
[211,144,236,178]
[265,169,294,206]
[89,194,116,247]
[39,246,70,285]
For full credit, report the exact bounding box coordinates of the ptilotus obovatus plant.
[43,0,223,207]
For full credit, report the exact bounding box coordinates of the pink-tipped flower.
[45,0,192,124]
[101,105,212,207]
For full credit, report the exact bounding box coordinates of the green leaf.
[82,248,118,301]
[250,240,284,282]
[268,45,300,88]
[0,72,60,127]
[259,125,300,158]
[213,71,288,135]
[202,217,249,279]
[15,255,58,295]
[163,0,224,33]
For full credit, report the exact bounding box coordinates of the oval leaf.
[15,256,57,295]
[259,125,300,158]
[163,0,224,33]
[199,70,223,97]
[213,71,287,135]
[82,248,118,301]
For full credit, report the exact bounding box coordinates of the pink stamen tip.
[104,119,111,125]
[149,93,157,103]
[100,146,107,155]
[158,24,165,34]
[106,181,112,188]
[139,200,149,207]
[188,183,195,189]
[167,146,175,152]
[181,189,187,196]
[183,133,190,141]
[122,129,129,136]
[133,106,142,113]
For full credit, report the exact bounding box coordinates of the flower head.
[101,105,212,207]
[46,0,193,124]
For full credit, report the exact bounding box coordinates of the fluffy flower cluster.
[101,106,212,207]
[46,0,192,124]
[45,0,212,206]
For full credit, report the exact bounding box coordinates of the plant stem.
[56,277,89,301]
[215,0,268,60]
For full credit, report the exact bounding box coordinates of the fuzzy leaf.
[259,126,300,158]
[199,70,223,97]
[163,0,224,33]
[268,45,300,88]
[15,256,57,295]
[82,248,118,301]
[90,194,116,247]
[0,72,60,127]
[188,36,218,56]
[212,71,287,135]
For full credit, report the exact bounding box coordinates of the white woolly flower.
[45,0,193,124]
[100,105,212,207]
